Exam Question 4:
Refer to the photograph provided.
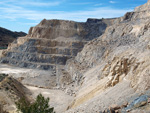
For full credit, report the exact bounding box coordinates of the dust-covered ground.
[0,64,57,88]
[0,64,73,113]
[26,85,73,113]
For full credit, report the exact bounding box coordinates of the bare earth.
[26,85,73,113]
[0,64,73,113]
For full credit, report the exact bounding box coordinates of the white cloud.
[0,0,61,7]
[70,2,93,5]
[0,0,133,23]
[94,3,103,6]
[19,1,61,7]
[18,22,39,25]
[0,5,133,22]
[109,1,116,4]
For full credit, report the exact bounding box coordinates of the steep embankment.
[0,27,26,48]
[0,74,32,112]
[1,1,150,113]
[64,0,150,112]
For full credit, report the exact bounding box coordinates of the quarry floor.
[26,85,73,113]
[0,64,73,113]
[0,64,31,74]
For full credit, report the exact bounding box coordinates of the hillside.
[0,27,26,48]
[0,18,115,70]
[64,0,150,112]
[1,0,150,113]
[0,74,32,112]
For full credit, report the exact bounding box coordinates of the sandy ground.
[0,64,56,88]
[0,64,73,113]
[26,85,73,113]
[0,64,31,74]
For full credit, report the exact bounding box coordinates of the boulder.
[125,95,148,111]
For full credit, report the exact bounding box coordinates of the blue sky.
[0,0,147,33]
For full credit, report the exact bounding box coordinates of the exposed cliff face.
[1,1,150,113]
[134,0,150,11]
[64,0,150,112]
[66,0,150,84]
[0,27,26,48]
[0,18,115,70]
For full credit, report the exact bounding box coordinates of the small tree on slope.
[15,94,55,113]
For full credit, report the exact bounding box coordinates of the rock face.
[134,0,150,11]
[1,0,150,113]
[64,0,150,112]
[0,27,26,48]
[0,18,115,70]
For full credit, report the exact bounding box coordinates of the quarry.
[1,0,150,113]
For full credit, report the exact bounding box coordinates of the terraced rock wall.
[0,18,115,70]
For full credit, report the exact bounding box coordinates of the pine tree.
[15,94,55,113]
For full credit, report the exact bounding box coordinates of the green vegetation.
[0,47,7,49]
[0,74,8,82]
[15,94,55,113]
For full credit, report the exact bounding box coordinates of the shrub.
[0,47,7,49]
[15,94,55,113]
[0,74,8,82]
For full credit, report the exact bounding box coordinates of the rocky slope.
[0,18,115,71]
[1,0,150,113]
[0,27,26,48]
[64,0,150,112]
[0,74,32,113]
